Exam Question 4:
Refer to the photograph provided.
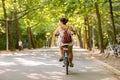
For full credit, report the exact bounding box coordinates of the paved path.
[0,48,119,80]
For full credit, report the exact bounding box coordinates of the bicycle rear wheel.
[65,57,69,75]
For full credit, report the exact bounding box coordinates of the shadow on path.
[0,48,118,80]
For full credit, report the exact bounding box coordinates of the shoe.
[69,63,74,67]
[59,57,63,62]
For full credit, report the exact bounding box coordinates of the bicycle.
[104,42,119,58]
[54,34,74,75]
[62,45,69,75]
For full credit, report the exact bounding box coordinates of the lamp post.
[6,17,9,51]
[92,14,96,49]
[92,26,95,49]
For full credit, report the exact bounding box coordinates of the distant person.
[54,18,76,67]
[18,40,23,51]
[23,40,28,48]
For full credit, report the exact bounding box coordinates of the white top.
[18,41,22,46]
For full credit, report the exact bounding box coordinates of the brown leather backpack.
[61,27,72,43]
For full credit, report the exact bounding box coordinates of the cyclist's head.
[60,18,68,25]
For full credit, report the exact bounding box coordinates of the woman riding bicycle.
[54,18,76,67]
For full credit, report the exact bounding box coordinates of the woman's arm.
[69,26,76,34]
[54,27,60,36]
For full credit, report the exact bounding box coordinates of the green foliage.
[0,34,6,50]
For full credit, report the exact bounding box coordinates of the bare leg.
[68,46,73,64]
[59,46,63,61]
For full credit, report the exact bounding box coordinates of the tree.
[84,26,88,49]
[109,0,117,44]
[95,2,104,53]
[13,0,21,41]
[85,16,92,50]
[1,0,9,50]
[76,27,83,48]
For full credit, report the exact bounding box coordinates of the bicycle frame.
[63,45,69,57]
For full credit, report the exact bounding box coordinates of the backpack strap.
[65,26,69,32]
[60,26,70,37]
[67,26,69,30]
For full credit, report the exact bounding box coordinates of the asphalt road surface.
[0,48,119,80]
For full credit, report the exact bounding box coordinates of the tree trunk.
[86,16,92,50]
[48,36,52,47]
[14,0,21,41]
[27,27,32,49]
[50,35,56,47]
[76,28,83,48]
[8,22,15,50]
[84,27,88,49]
[29,27,36,48]
[2,0,9,50]
[95,2,104,53]
[109,0,117,44]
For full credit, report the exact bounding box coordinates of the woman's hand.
[55,34,59,36]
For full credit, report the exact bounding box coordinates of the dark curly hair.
[60,18,68,25]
